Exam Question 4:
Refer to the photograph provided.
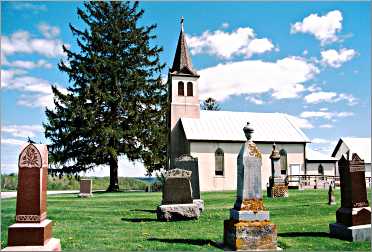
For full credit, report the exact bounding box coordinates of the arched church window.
[178,81,184,96]
[215,148,224,176]
[279,149,287,175]
[318,164,324,175]
[187,82,193,96]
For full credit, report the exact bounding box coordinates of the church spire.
[170,17,199,77]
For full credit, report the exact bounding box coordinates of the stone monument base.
[2,238,61,251]
[193,199,204,212]
[78,193,93,198]
[329,223,371,241]
[7,219,53,246]
[156,203,200,221]
[336,207,371,226]
[267,184,288,198]
[224,219,278,251]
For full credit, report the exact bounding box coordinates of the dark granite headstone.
[174,154,200,199]
[339,154,369,208]
[336,153,370,226]
[162,168,193,205]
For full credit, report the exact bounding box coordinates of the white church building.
[167,20,310,191]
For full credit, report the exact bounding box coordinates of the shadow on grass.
[130,209,157,214]
[121,217,157,222]
[147,238,222,249]
[279,231,329,238]
[93,190,146,194]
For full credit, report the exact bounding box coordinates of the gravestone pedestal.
[224,124,279,250]
[156,169,200,221]
[329,154,371,241]
[79,179,93,198]
[3,144,61,251]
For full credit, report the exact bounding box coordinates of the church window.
[279,149,287,175]
[318,164,324,175]
[178,81,184,96]
[187,82,193,96]
[215,148,224,176]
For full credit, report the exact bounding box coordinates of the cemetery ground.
[1,189,371,251]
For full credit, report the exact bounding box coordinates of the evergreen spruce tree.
[44,2,167,191]
[201,97,221,111]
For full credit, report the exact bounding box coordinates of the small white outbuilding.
[332,137,371,177]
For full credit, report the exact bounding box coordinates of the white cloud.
[38,23,60,38]
[311,138,330,144]
[291,10,343,45]
[320,108,328,111]
[1,138,25,145]
[17,93,55,108]
[245,96,264,105]
[5,59,52,69]
[1,69,27,88]
[198,56,319,101]
[303,49,308,55]
[2,125,43,138]
[300,111,354,119]
[304,91,357,105]
[2,69,68,108]
[221,22,229,29]
[321,48,356,68]
[11,2,47,12]
[319,124,333,128]
[286,114,314,129]
[337,112,354,117]
[1,30,68,58]
[304,91,337,103]
[186,27,275,59]
[307,84,322,92]
[3,74,54,94]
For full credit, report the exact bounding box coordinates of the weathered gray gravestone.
[267,143,288,198]
[329,153,371,241]
[174,155,200,199]
[162,169,193,204]
[157,168,200,221]
[224,123,278,251]
[174,154,204,211]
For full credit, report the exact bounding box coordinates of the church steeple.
[170,17,199,77]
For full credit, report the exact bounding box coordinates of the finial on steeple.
[181,16,184,32]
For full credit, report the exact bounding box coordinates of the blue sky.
[1,1,370,176]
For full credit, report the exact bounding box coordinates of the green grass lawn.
[1,189,371,251]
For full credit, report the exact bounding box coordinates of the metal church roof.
[180,110,310,143]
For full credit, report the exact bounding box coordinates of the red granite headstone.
[4,143,61,251]
[336,153,371,226]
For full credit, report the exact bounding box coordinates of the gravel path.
[1,190,79,199]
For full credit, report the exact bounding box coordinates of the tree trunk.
[107,156,119,192]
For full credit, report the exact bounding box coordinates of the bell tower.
[168,17,200,130]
